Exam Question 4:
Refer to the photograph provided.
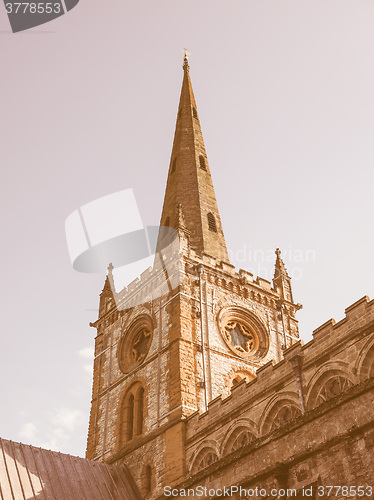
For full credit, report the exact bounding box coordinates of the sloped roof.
[0,437,143,499]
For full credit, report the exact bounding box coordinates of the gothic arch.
[305,364,355,410]
[260,393,302,436]
[188,440,219,474]
[225,369,256,392]
[220,369,256,399]
[221,419,257,456]
[190,448,219,474]
[356,336,374,381]
[117,381,146,448]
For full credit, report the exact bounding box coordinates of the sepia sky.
[0,0,373,457]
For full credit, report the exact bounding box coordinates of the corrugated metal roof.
[0,438,143,499]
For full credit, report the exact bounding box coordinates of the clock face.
[217,307,269,361]
[118,315,153,373]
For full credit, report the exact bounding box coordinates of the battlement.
[110,248,184,311]
[312,296,374,340]
[186,296,374,437]
[99,244,295,320]
[184,252,290,313]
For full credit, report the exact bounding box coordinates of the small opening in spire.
[199,155,207,171]
[207,213,217,233]
[165,217,170,227]
[178,108,182,119]
[171,158,177,173]
[193,107,198,119]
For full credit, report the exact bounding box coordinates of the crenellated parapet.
[92,242,301,338]
[184,296,374,478]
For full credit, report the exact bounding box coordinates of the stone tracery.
[192,448,219,473]
[316,376,353,406]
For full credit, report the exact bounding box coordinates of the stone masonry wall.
[160,296,374,499]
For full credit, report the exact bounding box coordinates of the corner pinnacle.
[274,248,289,278]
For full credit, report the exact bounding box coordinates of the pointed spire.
[274,248,289,278]
[273,249,294,303]
[99,263,115,317]
[102,263,114,293]
[159,54,229,262]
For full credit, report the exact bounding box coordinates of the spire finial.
[107,262,114,275]
[182,48,191,71]
[274,248,288,277]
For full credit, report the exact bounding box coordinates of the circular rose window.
[217,307,269,361]
[118,315,153,373]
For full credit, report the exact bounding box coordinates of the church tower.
[86,56,300,497]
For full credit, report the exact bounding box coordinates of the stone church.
[84,56,374,499]
[1,56,373,500]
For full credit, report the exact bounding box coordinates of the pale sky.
[1,0,373,457]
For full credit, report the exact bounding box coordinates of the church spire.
[159,54,229,262]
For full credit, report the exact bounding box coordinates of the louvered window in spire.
[207,213,217,233]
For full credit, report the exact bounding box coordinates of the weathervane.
[182,48,191,71]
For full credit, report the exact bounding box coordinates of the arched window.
[199,155,207,171]
[231,375,243,388]
[192,448,218,473]
[359,342,374,380]
[193,107,198,119]
[165,217,170,227]
[230,371,255,391]
[306,370,355,410]
[136,387,144,435]
[207,212,217,233]
[316,376,353,406]
[271,405,301,431]
[120,383,145,446]
[127,394,134,441]
[261,400,302,435]
[223,427,255,455]
[144,464,152,493]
